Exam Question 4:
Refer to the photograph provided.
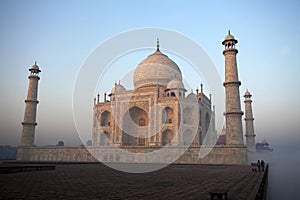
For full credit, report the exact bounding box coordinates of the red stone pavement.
[0,163,265,200]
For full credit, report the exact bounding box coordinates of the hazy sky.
[0,0,299,148]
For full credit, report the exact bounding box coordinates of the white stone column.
[222,33,244,146]
[20,63,41,146]
[244,90,256,152]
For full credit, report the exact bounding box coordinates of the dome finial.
[156,38,160,51]
[228,29,231,35]
[34,61,37,65]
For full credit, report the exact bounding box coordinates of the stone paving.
[0,163,264,200]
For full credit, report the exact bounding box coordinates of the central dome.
[133,48,182,89]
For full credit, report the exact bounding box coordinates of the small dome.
[244,89,252,97]
[167,79,184,90]
[134,49,182,89]
[222,31,238,45]
[225,34,235,40]
[29,62,41,72]
[187,90,196,98]
[111,83,126,94]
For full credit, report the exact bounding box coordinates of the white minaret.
[244,90,256,152]
[222,31,244,146]
[20,62,41,146]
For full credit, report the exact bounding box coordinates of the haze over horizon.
[0,1,299,152]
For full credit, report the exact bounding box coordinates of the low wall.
[17,145,247,165]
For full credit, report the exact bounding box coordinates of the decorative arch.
[100,131,110,146]
[122,106,148,146]
[199,110,202,126]
[199,130,203,145]
[205,112,210,132]
[128,106,148,126]
[100,111,111,126]
[183,107,193,124]
[161,129,174,146]
[162,107,174,124]
[183,129,192,145]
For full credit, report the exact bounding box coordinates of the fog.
[249,134,300,199]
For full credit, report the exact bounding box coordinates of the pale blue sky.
[0,0,299,147]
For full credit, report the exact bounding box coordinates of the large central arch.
[122,106,148,146]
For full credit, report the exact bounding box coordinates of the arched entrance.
[162,107,174,124]
[205,112,210,133]
[122,106,148,146]
[100,131,110,146]
[183,129,192,146]
[100,111,111,126]
[161,129,174,146]
[183,107,193,124]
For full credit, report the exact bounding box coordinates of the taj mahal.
[17,32,256,164]
[92,39,216,149]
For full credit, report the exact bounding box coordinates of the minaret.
[222,31,244,145]
[244,90,256,152]
[20,62,41,146]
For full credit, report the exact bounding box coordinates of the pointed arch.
[205,112,210,132]
[100,111,111,126]
[183,129,192,145]
[122,106,148,146]
[162,107,174,124]
[100,131,110,146]
[162,129,174,145]
[183,107,193,124]
[199,130,203,145]
[199,110,202,126]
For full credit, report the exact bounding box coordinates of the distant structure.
[0,146,17,160]
[256,139,273,152]
[216,126,226,145]
[17,32,250,164]
[244,90,256,152]
[222,31,244,146]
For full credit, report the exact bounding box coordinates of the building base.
[17,145,247,165]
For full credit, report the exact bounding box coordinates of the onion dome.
[225,33,235,40]
[166,79,185,90]
[222,30,238,45]
[133,40,182,89]
[187,90,196,98]
[111,82,126,94]
[29,61,41,73]
[244,89,252,98]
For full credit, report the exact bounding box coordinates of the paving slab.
[0,163,266,200]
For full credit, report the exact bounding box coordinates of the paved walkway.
[0,163,265,200]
